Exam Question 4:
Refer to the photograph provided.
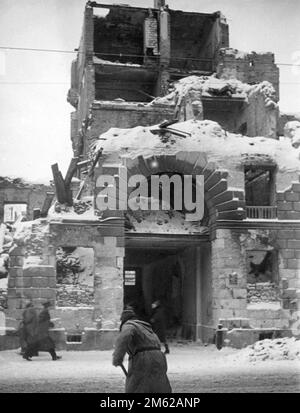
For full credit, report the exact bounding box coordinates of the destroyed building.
[1,0,300,351]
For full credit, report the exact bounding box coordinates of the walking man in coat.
[36,301,61,361]
[150,300,170,354]
[112,307,172,393]
[23,301,61,361]
[21,301,38,360]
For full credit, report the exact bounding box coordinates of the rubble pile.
[126,207,208,234]
[56,284,94,307]
[284,120,300,148]
[248,81,277,109]
[0,288,7,310]
[247,283,280,303]
[13,219,49,260]
[0,176,32,188]
[149,74,277,109]
[73,199,93,215]
[246,337,300,362]
[56,247,82,284]
[48,199,98,221]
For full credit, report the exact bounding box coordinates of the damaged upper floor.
[67,1,279,108]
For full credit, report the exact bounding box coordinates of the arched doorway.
[96,151,245,341]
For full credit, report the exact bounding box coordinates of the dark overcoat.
[112,319,172,393]
[37,308,55,350]
[151,306,167,343]
[22,307,38,346]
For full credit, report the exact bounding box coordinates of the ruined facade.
[1,1,300,351]
[0,177,53,224]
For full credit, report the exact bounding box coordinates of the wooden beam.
[40,192,55,217]
[64,157,79,189]
[51,163,67,204]
[33,208,41,220]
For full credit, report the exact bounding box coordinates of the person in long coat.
[21,302,38,360]
[112,307,172,393]
[150,300,170,354]
[23,301,61,361]
[36,301,61,360]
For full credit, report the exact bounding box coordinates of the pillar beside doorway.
[181,244,212,342]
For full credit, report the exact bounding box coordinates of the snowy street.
[0,343,299,393]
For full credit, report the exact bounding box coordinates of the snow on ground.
[0,343,299,393]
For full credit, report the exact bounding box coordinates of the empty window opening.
[3,203,27,223]
[247,250,278,283]
[245,166,276,207]
[246,250,280,305]
[124,248,185,339]
[66,334,82,343]
[56,247,95,307]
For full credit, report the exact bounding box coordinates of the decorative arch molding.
[96,151,246,231]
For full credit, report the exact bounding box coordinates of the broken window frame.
[246,249,279,284]
[244,165,276,207]
[3,202,27,223]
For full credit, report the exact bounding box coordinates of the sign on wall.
[124,269,136,286]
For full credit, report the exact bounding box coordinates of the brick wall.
[0,288,7,310]
[56,284,94,307]
[211,229,248,323]
[211,227,300,335]
[277,179,300,220]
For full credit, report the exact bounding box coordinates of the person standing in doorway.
[150,300,170,354]
[112,306,172,393]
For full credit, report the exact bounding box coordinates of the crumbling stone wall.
[0,178,52,222]
[50,221,125,330]
[0,288,7,310]
[211,229,248,324]
[88,102,174,149]
[277,179,300,220]
[211,227,300,336]
[217,48,279,101]
[247,283,280,304]
[278,112,300,136]
[56,284,94,307]
[237,84,278,139]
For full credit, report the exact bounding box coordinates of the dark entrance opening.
[124,248,183,338]
[124,233,211,341]
[259,331,274,341]
[123,266,143,312]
